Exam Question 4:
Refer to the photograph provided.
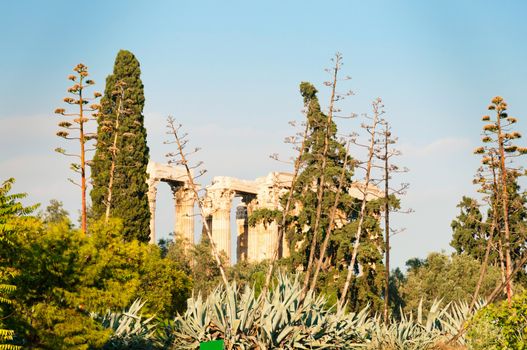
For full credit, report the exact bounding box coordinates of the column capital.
[208,188,236,212]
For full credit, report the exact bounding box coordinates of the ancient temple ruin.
[146,161,383,263]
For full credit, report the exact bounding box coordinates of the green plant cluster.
[467,291,527,350]
[0,180,192,349]
[161,274,479,349]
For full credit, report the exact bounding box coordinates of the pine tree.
[91,50,151,242]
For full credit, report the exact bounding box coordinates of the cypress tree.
[291,82,385,311]
[288,82,354,270]
[91,50,151,242]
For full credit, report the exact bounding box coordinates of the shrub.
[467,291,527,349]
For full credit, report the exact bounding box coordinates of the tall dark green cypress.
[288,82,354,268]
[91,50,151,242]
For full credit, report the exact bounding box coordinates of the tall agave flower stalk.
[54,63,100,234]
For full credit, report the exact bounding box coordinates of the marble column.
[266,221,279,260]
[210,188,235,262]
[170,184,195,246]
[257,222,267,261]
[244,195,259,262]
[282,230,290,258]
[236,203,248,262]
[147,179,159,244]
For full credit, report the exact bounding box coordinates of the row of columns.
[147,180,288,264]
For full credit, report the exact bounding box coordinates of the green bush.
[467,291,527,349]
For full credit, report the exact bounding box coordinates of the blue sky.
[1,0,527,268]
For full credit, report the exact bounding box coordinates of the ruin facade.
[146,161,383,263]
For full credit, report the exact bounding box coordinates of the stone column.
[282,231,290,258]
[170,183,195,246]
[257,222,267,261]
[147,179,159,244]
[266,221,279,260]
[210,188,235,262]
[243,195,259,262]
[236,203,248,262]
[251,182,281,261]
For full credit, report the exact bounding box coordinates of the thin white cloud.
[400,137,472,158]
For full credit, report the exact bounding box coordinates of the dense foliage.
[250,82,386,312]
[451,180,527,283]
[398,252,502,313]
[0,178,32,350]
[467,290,527,349]
[91,50,151,242]
[0,186,191,349]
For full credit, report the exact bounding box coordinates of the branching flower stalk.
[260,120,310,299]
[376,120,411,321]
[309,139,351,292]
[300,53,342,300]
[338,98,384,311]
[474,96,527,304]
[382,124,391,322]
[54,63,100,234]
[164,117,229,289]
[102,81,132,223]
[469,150,500,313]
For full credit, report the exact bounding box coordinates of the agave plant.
[164,274,372,349]
[438,299,486,345]
[367,298,485,350]
[92,299,156,349]
[161,275,483,349]
[367,300,445,350]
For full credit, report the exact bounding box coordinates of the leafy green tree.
[0,178,34,350]
[40,200,70,225]
[285,81,354,275]
[165,235,225,296]
[399,252,502,313]
[467,290,527,349]
[450,196,486,260]
[452,182,527,285]
[91,50,151,242]
[249,79,385,312]
[6,214,190,348]
[11,219,112,348]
